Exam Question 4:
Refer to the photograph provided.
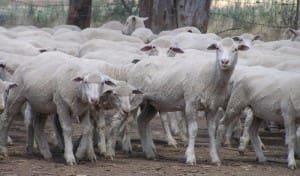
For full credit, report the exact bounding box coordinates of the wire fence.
[0,0,298,40]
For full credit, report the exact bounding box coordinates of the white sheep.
[0,52,117,165]
[122,15,148,35]
[158,26,201,37]
[101,21,124,31]
[217,66,300,169]
[131,28,156,44]
[126,38,249,165]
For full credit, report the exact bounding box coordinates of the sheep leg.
[52,114,64,150]
[184,102,199,165]
[207,108,223,165]
[160,112,177,148]
[249,117,265,163]
[223,117,239,147]
[76,111,96,162]
[282,109,297,169]
[24,103,35,155]
[295,126,300,159]
[0,90,26,159]
[169,112,180,135]
[120,114,133,154]
[106,113,122,159]
[54,97,76,166]
[95,110,107,155]
[34,114,52,160]
[176,111,188,143]
[137,104,157,159]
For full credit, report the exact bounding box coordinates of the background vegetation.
[0,0,298,40]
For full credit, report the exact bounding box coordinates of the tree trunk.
[176,0,212,33]
[67,0,92,29]
[151,0,177,34]
[138,0,153,28]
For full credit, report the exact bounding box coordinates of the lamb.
[0,52,118,165]
[122,15,148,35]
[126,38,248,165]
[217,66,300,169]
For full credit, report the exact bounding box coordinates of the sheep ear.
[238,44,249,51]
[171,47,184,53]
[132,89,143,94]
[102,76,116,87]
[232,36,242,42]
[72,76,83,82]
[0,62,5,68]
[132,16,136,22]
[39,49,48,53]
[7,82,17,89]
[207,43,218,50]
[253,35,261,41]
[103,89,114,95]
[140,17,149,21]
[187,29,193,33]
[131,59,141,64]
[140,45,153,51]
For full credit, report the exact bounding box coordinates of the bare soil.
[0,117,299,176]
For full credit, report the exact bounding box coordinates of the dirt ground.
[0,117,299,176]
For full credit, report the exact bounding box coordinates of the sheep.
[217,66,300,169]
[92,81,143,159]
[171,32,218,51]
[53,24,81,32]
[232,33,262,48]
[131,28,156,44]
[82,50,143,65]
[275,46,300,56]
[0,35,45,56]
[126,38,249,165]
[101,21,124,31]
[0,79,18,145]
[79,39,142,57]
[150,35,173,48]
[122,15,148,35]
[81,28,142,43]
[0,52,117,165]
[158,26,201,37]
[53,30,88,44]
[253,40,300,51]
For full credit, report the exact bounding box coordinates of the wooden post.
[67,0,92,29]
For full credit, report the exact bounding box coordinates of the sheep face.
[122,16,148,35]
[208,38,249,71]
[232,33,261,48]
[0,80,17,113]
[73,74,116,105]
[140,45,159,56]
[100,81,143,116]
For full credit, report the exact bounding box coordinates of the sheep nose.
[90,98,99,105]
[221,59,229,65]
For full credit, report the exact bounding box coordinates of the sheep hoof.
[167,139,178,149]
[288,162,296,170]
